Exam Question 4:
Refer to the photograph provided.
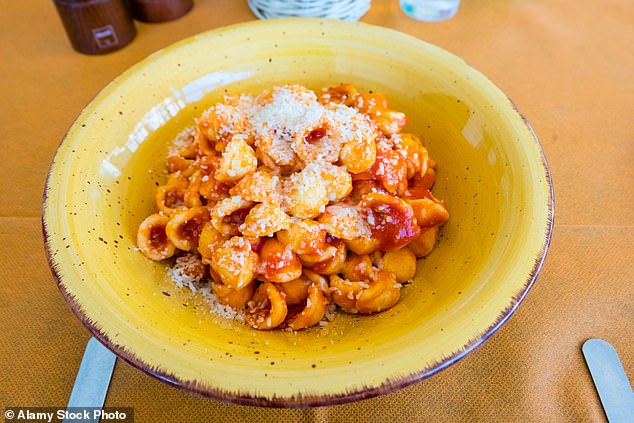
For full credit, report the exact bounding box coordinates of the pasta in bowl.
[43,19,552,406]
[136,83,449,331]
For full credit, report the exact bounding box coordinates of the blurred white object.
[400,0,460,21]
[248,0,371,21]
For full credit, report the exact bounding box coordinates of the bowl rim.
[42,17,554,407]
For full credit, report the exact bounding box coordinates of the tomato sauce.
[361,192,420,251]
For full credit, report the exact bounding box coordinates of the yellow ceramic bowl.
[43,19,553,407]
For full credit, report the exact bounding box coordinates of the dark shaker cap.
[130,0,194,23]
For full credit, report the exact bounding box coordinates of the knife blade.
[64,337,117,423]
[582,338,634,423]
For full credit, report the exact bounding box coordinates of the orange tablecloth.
[1,0,632,421]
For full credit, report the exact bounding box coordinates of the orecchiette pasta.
[197,222,227,260]
[169,126,199,159]
[215,135,257,183]
[284,283,328,330]
[165,206,210,251]
[276,219,327,255]
[318,203,370,240]
[407,225,440,258]
[381,248,417,283]
[210,236,258,290]
[209,196,253,236]
[212,280,256,309]
[329,274,368,313]
[308,238,346,275]
[239,203,291,237]
[359,192,420,251]
[137,83,449,331]
[245,282,288,330]
[336,114,378,174]
[137,213,176,261]
[292,121,342,164]
[257,237,302,283]
[274,278,309,307]
[198,103,250,149]
[355,270,401,314]
[403,189,450,228]
[228,168,282,204]
[282,163,330,219]
[341,253,374,282]
[155,178,188,215]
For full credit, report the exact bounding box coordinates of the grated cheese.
[167,253,206,292]
[168,126,196,157]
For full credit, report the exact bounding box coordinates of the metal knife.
[583,338,634,423]
[64,337,117,423]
